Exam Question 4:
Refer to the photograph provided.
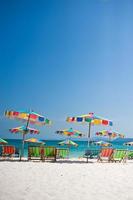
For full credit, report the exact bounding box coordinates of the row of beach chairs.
[84,148,133,163]
[1,146,133,163]
[0,145,69,161]
[28,146,69,161]
[0,146,19,159]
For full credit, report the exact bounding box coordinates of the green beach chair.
[127,150,133,160]
[43,146,56,162]
[111,149,127,163]
[28,146,44,161]
[56,148,69,159]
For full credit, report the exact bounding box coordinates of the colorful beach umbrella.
[93,140,112,147]
[0,138,8,145]
[5,109,51,158]
[96,130,124,140]
[5,110,51,126]
[66,112,113,146]
[25,138,45,144]
[10,126,40,134]
[58,139,78,147]
[124,142,133,146]
[56,128,84,138]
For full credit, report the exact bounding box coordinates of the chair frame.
[43,146,56,162]
[28,146,45,161]
[56,148,69,160]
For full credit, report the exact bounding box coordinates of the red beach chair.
[2,145,15,159]
[97,148,114,162]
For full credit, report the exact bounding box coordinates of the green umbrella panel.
[58,139,78,147]
[0,138,8,145]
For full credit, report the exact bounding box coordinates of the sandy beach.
[0,159,133,200]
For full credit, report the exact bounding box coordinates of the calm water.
[4,138,133,158]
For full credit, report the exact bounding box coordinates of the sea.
[4,138,133,158]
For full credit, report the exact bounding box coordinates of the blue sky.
[0,0,133,140]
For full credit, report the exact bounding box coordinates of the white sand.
[0,159,133,200]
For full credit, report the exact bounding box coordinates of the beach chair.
[97,148,114,162]
[28,146,44,161]
[56,148,69,159]
[127,150,133,160]
[2,145,15,159]
[84,149,100,163]
[111,149,127,163]
[43,146,56,162]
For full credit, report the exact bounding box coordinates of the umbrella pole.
[88,122,91,147]
[21,132,25,159]
[21,111,31,160]
[68,137,70,155]
[108,136,111,142]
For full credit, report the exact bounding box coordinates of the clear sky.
[1,0,133,140]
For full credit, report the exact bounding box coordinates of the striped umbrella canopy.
[93,140,112,147]
[10,126,40,134]
[5,109,51,159]
[0,138,8,145]
[58,139,78,147]
[5,110,51,126]
[96,130,124,140]
[9,126,40,134]
[56,128,84,138]
[25,138,45,144]
[66,112,113,146]
[124,142,133,146]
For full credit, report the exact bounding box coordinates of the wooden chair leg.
[54,156,56,162]
[11,154,13,160]
[97,157,101,162]
[28,153,31,161]
[42,156,45,162]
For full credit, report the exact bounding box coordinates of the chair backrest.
[100,148,113,157]
[28,147,44,157]
[3,146,15,155]
[44,146,56,157]
[112,149,127,159]
[85,150,92,156]
[56,148,69,158]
